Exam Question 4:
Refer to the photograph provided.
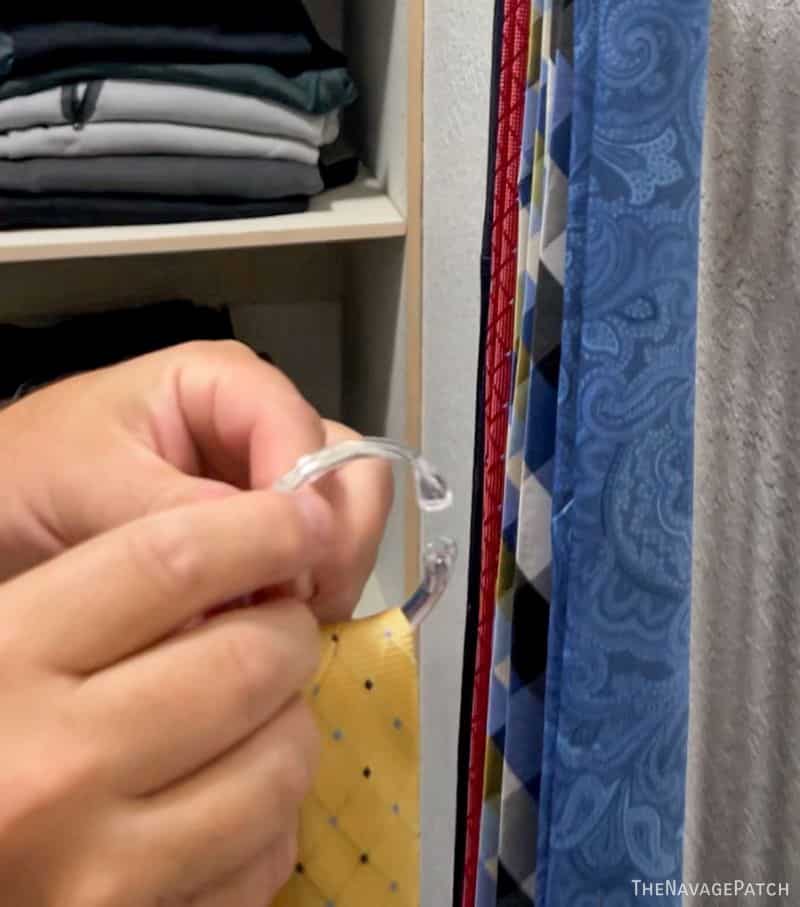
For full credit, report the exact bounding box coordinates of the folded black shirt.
[0,7,321,28]
[0,193,308,230]
[0,19,345,79]
[0,299,237,399]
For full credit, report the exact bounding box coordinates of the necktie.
[273,608,419,907]
[535,1,711,903]
[456,0,532,903]
[272,437,456,907]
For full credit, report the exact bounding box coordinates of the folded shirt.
[319,140,361,191]
[0,81,340,146]
[0,5,320,27]
[0,156,324,200]
[0,193,308,229]
[0,21,345,80]
[0,300,238,400]
[0,62,357,114]
[0,121,320,165]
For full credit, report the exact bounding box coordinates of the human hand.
[0,341,392,621]
[0,489,331,906]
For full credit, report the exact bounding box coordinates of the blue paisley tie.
[536,1,712,904]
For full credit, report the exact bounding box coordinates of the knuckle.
[213,338,258,362]
[314,575,363,619]
[337,581,364,615]
[258,604,321,695]
[270,833,299,890]
[247,838,298,906]
[275,706,319,807]
[277,752,313,811]
[183,338,255,363]
[295,396,324,436]
[271,507,307,562]
[218,604,319,727]
[270,607,321,693]
[218,626,273,728]
[328,514,381,578]
[128,514,205,597]
[364,451,394,496]
[332,529,360,566]
[375,457,395,510]
[295,702,322,780]
[279,393,325,449]
[56,738,104,799]
[284,604,322,682]
[326,420,362,443]
[296,698,321,743]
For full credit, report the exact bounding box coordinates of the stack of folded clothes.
[0,7,359,228]
[0,299,270,402]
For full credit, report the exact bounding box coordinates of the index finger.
[5,488,332,673]
[161,341,327,489]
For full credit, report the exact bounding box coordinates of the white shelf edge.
[0,169,406,265]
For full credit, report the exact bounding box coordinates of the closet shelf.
[0,169,405,264]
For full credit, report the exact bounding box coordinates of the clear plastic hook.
[274,437,457,628]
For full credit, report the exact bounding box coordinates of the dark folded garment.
[0,62,356,114]
[0,300,237,399]
[0,149,358,199]
[0,156,324,200]
[0,6,323,29]
[0,194,308,229]
[0,21,345,80]
[320,141,360,190]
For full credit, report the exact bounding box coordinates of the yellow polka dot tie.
[273,608,419,907]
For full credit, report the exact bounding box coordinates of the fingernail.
[295,490,334,545]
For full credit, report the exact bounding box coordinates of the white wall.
[420,2,493,904]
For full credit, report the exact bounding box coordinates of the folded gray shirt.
[0,156,324,200]
[0,120,319,164]
[0,80,340,146]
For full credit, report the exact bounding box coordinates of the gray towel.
[685,0,800,902]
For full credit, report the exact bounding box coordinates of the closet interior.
[0,0,423,612]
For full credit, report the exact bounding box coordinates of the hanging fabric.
[273,439,456,907]
[452,0,504,899]
[455,0,531,904]
[474,3,544,903]
[476,0,573,903]
[535,1,711,904]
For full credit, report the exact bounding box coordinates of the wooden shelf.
[0,169,405,264]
